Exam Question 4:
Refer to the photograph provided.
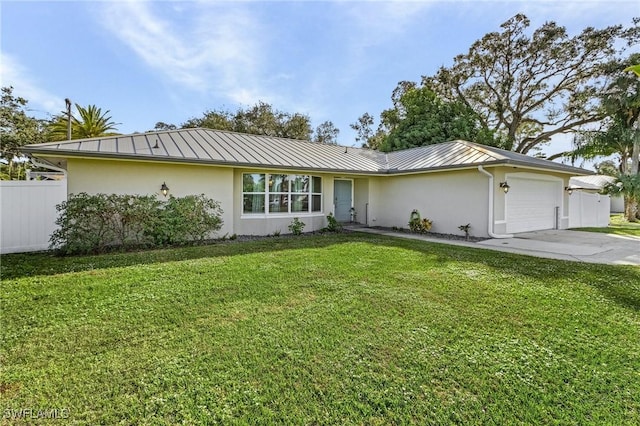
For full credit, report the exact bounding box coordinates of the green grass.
[572,213,640,237]
[1,233,639,424]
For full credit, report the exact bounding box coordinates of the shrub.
[288,217,306,235]
[408,209,432,234]
[458,223,471,240]
[326,212,343,232]
[50,193,223,255]
[154,195,223,245]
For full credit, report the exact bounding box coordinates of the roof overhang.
[24,148,593,177]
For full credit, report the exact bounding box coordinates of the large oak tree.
[423,14,639,156]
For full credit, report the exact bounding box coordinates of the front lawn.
[1,234,639,424]
[572,213,640,237]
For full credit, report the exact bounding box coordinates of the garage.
[506,175,563,234]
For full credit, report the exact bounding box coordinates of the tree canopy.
[571,56,640,174]
[182,101,338,143]
[0,86,47,179]
[570,54,640,221]
[420,14,639,156]
[377,85,498,152]
[313,120,340,145]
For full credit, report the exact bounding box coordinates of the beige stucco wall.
[67,158,234,236]
[65,158,577,238]
[368,169,491,238]
[353,178,369,225]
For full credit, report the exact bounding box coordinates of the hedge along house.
[24,128,591,239]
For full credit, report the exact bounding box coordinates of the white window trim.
[242,172,323,217]
[241,212,326,220]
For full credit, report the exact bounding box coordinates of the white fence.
[568,191,610,228]
[611,195,624,213]
[0,180,67,254]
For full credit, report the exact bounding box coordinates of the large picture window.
[242,173,322,215]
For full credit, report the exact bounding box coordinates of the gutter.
[477,165,512,239]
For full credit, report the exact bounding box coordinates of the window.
[242,173,322,214]
[243,173,265,214]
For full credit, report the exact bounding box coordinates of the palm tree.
[48,104,119,141]
[604,173,640,221]
[570,56,640,220]
[625,64,640,77]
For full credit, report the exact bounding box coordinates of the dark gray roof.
[23,128,591,175]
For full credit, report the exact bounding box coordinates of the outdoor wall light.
[499,181,510,194]
[160,182,170,197]
[565,186,573,195]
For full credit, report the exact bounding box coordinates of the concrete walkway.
[346,226,640,266]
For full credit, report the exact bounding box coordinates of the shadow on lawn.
[407,239,640,312]
[3,232,639,311]
[0,233,360,280]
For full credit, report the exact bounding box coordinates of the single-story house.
[24,128,592,239]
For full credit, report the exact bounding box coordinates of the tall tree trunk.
[625,195,639,222]
[630,122,640,220]
[632,120,640,175]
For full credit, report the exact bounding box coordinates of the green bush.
[154,195,223,245]
[408,209,432,234]
[326,212,343,232]
[288,217,306,235]
[50,193,223,255]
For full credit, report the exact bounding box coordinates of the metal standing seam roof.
[23,128,591,175]
[569,175,616,190]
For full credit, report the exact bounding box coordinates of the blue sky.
[1,0,638,160]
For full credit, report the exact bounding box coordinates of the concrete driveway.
[350,226,639,266]
[477,230,640,265]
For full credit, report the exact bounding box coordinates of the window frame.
[242,172,323,217]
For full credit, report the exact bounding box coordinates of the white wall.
[1,180,67,254]
[68,158,234,237]
[569,191,611,228]
[353,178,369,225]
[369,170,490,238]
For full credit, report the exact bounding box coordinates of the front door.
[334,180,352,222]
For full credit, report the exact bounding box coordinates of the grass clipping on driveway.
[1,233,639,424]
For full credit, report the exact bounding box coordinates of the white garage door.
[506,177,561,234]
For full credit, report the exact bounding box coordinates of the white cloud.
[0,53,62,116]
[99,1,273,105]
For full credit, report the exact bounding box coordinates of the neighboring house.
[569,175,624,213]
[23,128,592,239]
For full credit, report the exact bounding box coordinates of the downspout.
[477,165,512,239]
